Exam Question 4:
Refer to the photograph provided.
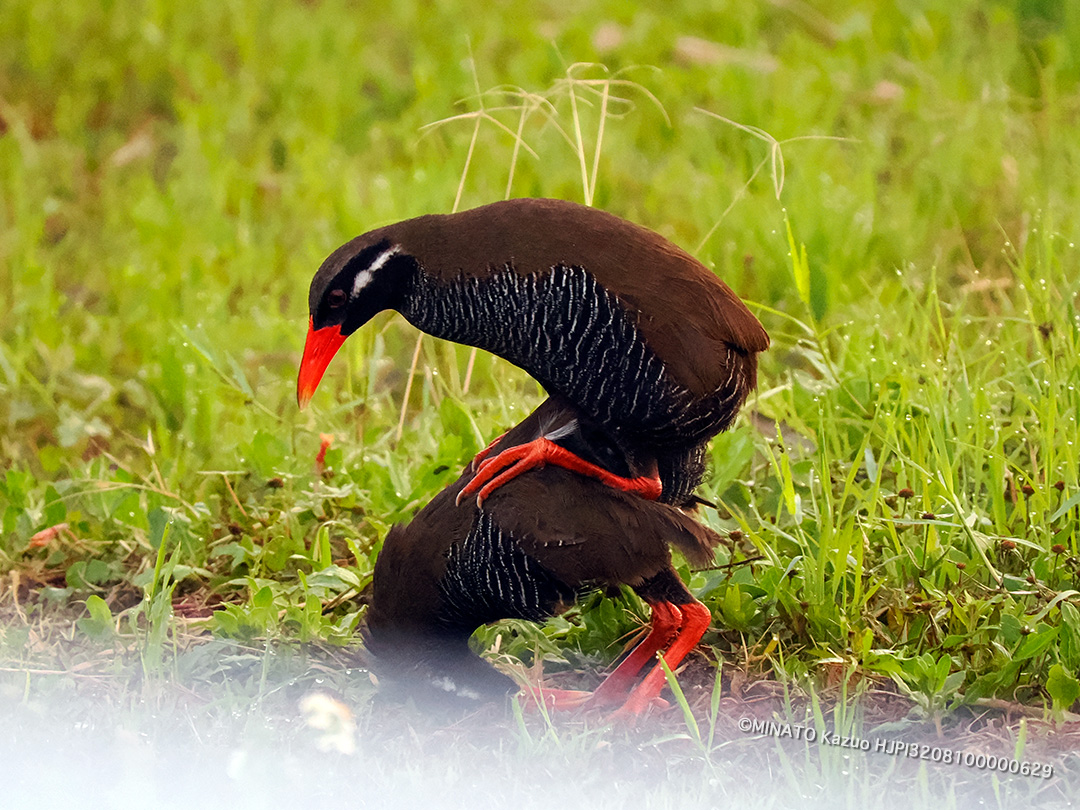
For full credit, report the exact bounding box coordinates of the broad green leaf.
[1047,664,1080,713]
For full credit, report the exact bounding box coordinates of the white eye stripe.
[369,245,400,272]
[351,268,373,297]
[350,245,400,298]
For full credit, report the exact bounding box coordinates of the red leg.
[610,599,712,721]
[456,437,663,507]
[586,602,682,708]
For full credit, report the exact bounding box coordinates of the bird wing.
[483,467,721,589]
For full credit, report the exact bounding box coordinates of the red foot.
[515,600,711,724]
[587,601,682,708]
[456,437,663,507]
[518,687,594,713]
[610,599,712,721]
[518,686,669,716]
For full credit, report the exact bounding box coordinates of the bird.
[362,396,721,717]
[298,198,769,506]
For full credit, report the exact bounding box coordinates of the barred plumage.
[404,263,750,447]
[437,510,574,630]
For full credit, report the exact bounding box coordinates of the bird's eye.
[327,289,347,309]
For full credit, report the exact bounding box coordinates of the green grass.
[2,1,1080,807]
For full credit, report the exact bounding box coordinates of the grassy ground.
[2,1,1079,807]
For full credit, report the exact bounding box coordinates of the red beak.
[297,318,347,408]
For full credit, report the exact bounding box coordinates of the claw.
[469,432,506,472]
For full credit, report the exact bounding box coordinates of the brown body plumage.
[321,199,768,398]
[301,198,769,504]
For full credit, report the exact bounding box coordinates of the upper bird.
[299,198,769,504]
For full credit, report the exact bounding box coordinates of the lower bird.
[363,396,720,717]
